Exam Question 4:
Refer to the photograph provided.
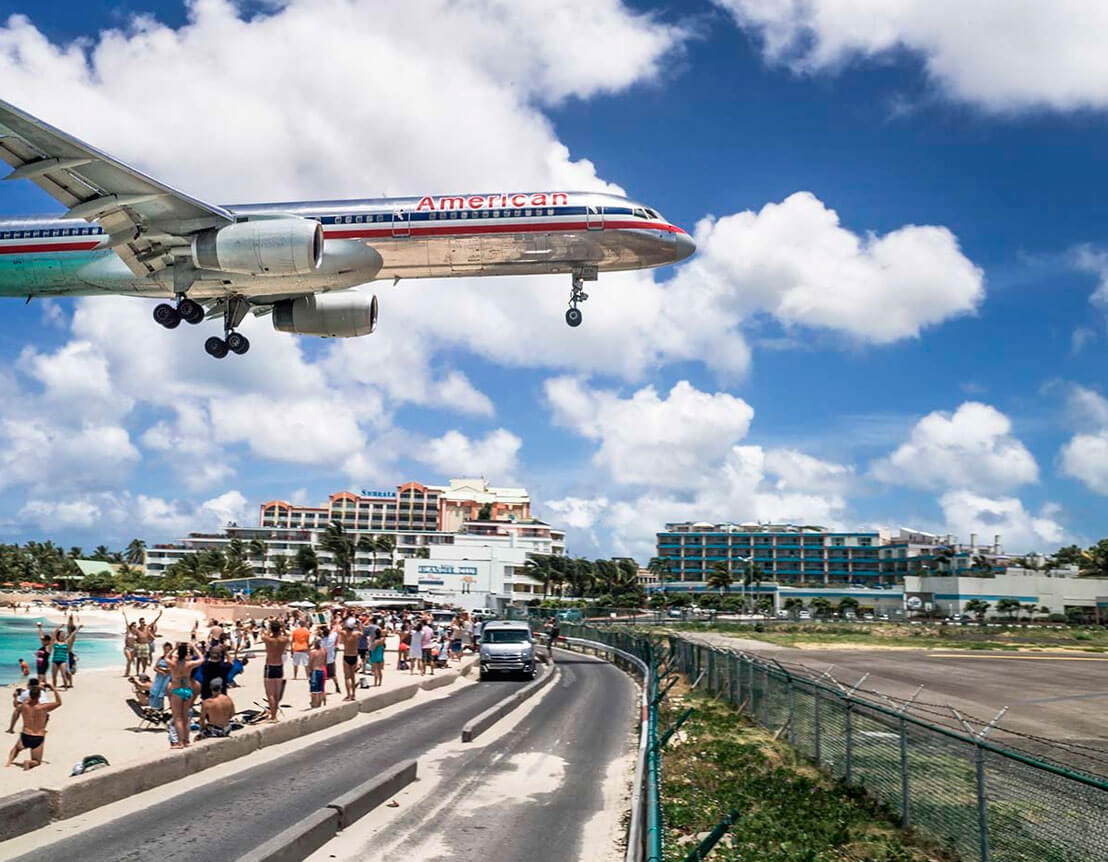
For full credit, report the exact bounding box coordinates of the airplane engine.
[272,292,378,337]
[192,217,323,276]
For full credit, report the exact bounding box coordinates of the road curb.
[327,758,418,828]
[461,664,557,743]
[234,806,340,862]
[1,654,481,838]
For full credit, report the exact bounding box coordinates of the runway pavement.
[315,649,637,861]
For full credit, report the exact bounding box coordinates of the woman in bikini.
[123,619,138,677]
[167,643,204,749]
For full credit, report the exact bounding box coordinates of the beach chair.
[125,697,169,730]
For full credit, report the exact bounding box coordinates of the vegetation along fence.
[550,621,1108,862]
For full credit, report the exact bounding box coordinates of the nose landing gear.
[565,267,597,327]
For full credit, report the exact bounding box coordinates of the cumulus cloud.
[938,490,1066,552]
[715,0,1108,112]
[1058,384,1108,495]
[417,429,522,479]
[543,378,852,556]
[17,489,250,535]
[872,402,1038,492]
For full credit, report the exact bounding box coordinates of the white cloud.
[543,378,852,556]
[671,193,983,347]
[16,489,249,535]
[715,0,1108,112]
[0,418,141,495]
[418,429,522,480]
[872,402,1038,492]
[1058,385,1108,495]
[546,378,755,488]
[1071,246,1108,312]
[938,490,1066,552]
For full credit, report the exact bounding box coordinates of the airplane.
[0,99,695,358]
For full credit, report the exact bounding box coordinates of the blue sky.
[0,0,1107,559]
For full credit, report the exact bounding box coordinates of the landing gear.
[153,303,181,329]
[177,297,204,325]
[226,332,250,355]
[154,295,204,329]
[204,336,229,359]
[565,268,596,327]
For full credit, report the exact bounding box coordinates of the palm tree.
[375,534,396,565]
[356,535,377,575]
[200,549,227,575]
[707,562,731,594]
[783,597,804,619]
[837,596,860,618]
[320,522,355,586]
[226,538,246,564]
[92,544,113,562]
[524,555,553,598]
[996,597,1021,621]
[67,546,84,561]
[295,546,320,585]
[965,598,990,623]
[271,555,291,579]
[124,539,146,566]
[415,547,430,560]
[248,538,267,572]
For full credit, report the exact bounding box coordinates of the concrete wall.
[905,573,1108,615]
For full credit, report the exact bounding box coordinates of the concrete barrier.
[234,806,339,862]
[359,681,421,713]
[327,759,418,828]
[461,665,556,743]
[0,790,51,841]
[420,672,456,691]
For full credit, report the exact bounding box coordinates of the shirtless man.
[197,677,235,739]
[340,618,361,701]
[307,637,327,708]
[134,610,162,675]
[261,621,289,721]
[7,682,61,770]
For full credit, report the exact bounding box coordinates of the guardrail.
[551,621,1108,862]
[552,631,660,862]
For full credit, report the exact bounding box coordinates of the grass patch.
[659,688,953,862]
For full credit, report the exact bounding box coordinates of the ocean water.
[0,616,123,686]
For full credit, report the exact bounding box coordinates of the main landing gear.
[154,294,251,358]
[204,296,251,359]
[565,267,597,327]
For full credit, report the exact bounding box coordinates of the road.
[10,653,637,862]
[318,650,636,861]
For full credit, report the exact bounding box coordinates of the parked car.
[798,610,812,620]
[478,620,536,681]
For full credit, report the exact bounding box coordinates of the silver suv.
[479,621,536,680]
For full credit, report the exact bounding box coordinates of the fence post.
[788,679,796,746]
[845,701,854,784]
[813,688,822,765]
[747,658,755,715]
[708,649,715,695]
[975,745,989,862]
[899,715,910,827]
[761,665,770,726]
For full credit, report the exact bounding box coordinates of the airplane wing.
[0,98,233,278]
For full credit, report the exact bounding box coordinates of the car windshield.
[483,629,531,644]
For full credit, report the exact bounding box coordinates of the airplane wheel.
[204,336,229,359]
[565,307,583,327]
[153,303,181,329]
[226,332,250,355]
[178,298,204,325]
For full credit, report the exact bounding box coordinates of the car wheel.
[479,670,488,681]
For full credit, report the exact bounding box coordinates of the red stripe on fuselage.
[0,240,102,255]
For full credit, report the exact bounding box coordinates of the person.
[122,616,138,677]
[6,681,61,770]
[197,677,235,739]
[149,641,173,711]
[409,622,424,675]
[449,619,463,663]
[18,658,29,677]
[339,618,361,701]
[167,643,203,749]
[319,623,341,695]
[367,621,386,687]
[34,630,51,680]
[422,621,436,676]
[199,644,234,701]
[290,619,310,680]
[307,637,327,708]
[6,687,22,734]
[261,621,289,722]
[133,610,162,675]
[49,617,79,689]
[356,619,370,674]
[398,623,410,671]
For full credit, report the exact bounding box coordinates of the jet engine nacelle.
[272,292,378,337]
[192,218,323,276]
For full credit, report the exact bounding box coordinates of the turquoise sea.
[0,616,122,686]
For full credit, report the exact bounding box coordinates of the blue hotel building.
[656,522,885,587]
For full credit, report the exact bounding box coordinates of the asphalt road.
[10,674,534,862]
[339,649,636,861]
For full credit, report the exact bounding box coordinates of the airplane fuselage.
[0,190,692,300]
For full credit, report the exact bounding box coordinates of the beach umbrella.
[288,600,316,608]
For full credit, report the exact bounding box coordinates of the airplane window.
[547,208,554,215]
[513,209,521,217]
[344,216,352,223]
[450,212,457,219]
[355,215,363,223]
[492,210,499,218]
[524,209,532,217]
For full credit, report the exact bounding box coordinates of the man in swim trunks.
[197,677,235,740]
[340,618,361,702]
[319,623,341,695]
[261,621,289,722]
[307,637,327,708]
[290,618,310,679]
[133,609,162,675]
[7,682,61,770]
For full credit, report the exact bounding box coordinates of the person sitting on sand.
[6,682,61,770]
[197,677,235,739]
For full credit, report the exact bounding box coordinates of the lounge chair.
[125,697,169,730]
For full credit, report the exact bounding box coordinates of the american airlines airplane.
[0,99,695,358]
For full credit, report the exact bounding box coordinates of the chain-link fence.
[671,635,1108,862]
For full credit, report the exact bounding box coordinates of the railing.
[550,620,1108,862]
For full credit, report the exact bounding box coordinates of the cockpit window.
[633,207,648,219]
[645,208,663,220]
